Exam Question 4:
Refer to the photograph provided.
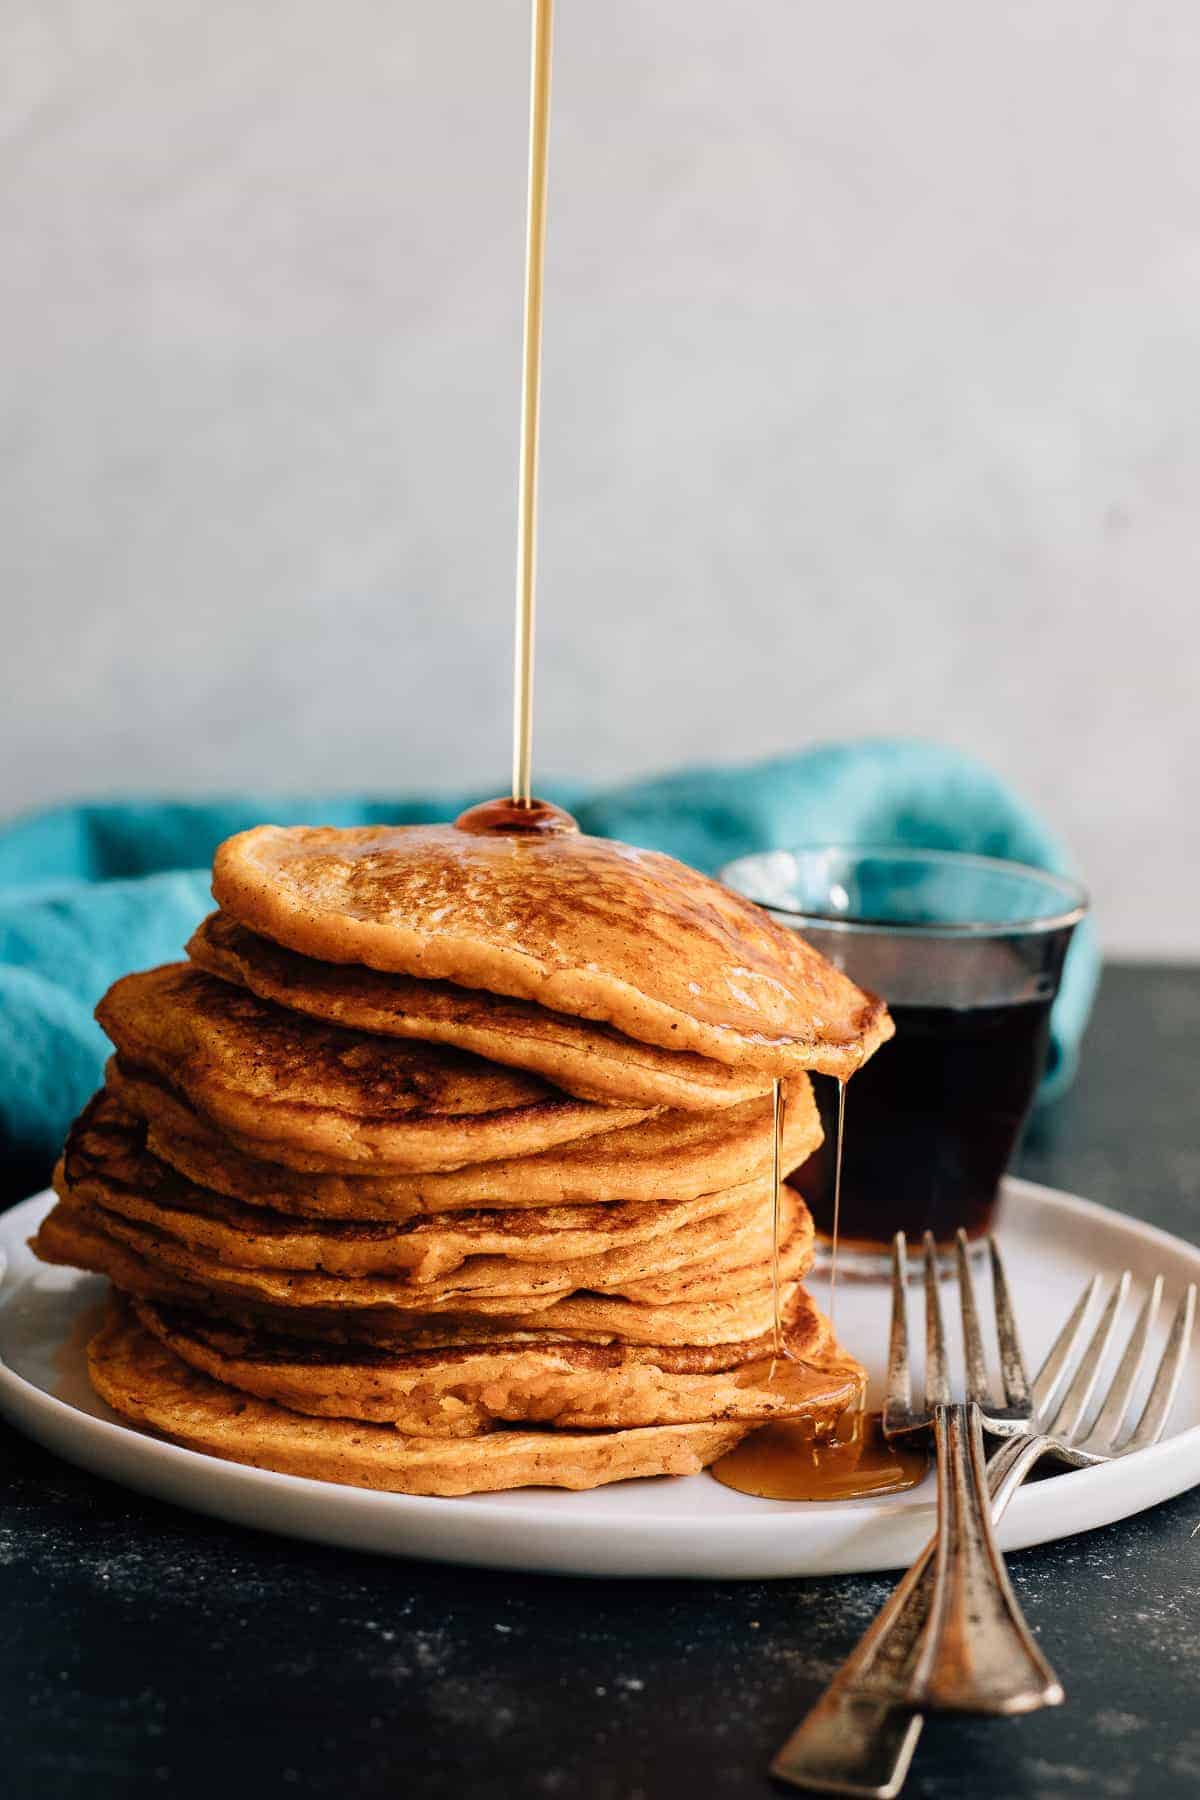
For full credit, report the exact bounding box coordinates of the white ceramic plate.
[1,1179,1197,1579]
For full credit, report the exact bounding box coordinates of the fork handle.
[911,1403,1063,1713]
[769,1541,936,1796]
[771,1430,1049,1795]
[770,1692,923,1798]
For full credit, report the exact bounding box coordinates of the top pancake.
[188,912,768,1113]
[97,965,651,1173]
[212,821,892,1077]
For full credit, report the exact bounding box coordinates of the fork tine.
[883,1232,912,1431]
[989,1237,1031,1411]
[955,1230,992,1406]
[1121,1283,1197,1454]
[1032,1274,1101,1418]
[1046,1271,1131,1440]
[1077,1276,1163,1454]
[923,1232,950,1408]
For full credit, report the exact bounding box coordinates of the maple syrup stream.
[465,6,555,852]
[512,0,553,810]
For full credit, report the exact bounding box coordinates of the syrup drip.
[766,1074,841,1367]
[711,1409,928,1502]
[512,0,554,810]
[828,1076,846,1331]
[716,1073,903,1500]
[769,1076,784,1360]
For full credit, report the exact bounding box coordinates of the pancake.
[485,1271,815,1347]
[97,966,651,1173]
[263,1283,820,1350]
[111,1064,823,1215]
[33,1196,204,1308]
[188,912,768,1112]
[57,1176,810,1312]
[64,1091,760,1281]
[134,1293,863,1435]
[60,1102,786,1297]
[31,1196,821,1370]
[88,1302,760,1495]
[212,820,893,1076]
[35,1187,815,1346]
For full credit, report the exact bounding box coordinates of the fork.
[771,1260,1197,1797]
[882,1229,1062,1714]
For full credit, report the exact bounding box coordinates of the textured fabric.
[0,741,1097,1184]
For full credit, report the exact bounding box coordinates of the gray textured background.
[3,2,1197,953]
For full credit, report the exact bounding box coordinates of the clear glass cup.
[719,847,1089,1276]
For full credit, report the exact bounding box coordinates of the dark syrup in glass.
[792,995,1053,1248]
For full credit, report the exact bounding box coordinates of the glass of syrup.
[720,847,1088,1277]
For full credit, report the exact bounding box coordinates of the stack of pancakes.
[34,809,891,1495]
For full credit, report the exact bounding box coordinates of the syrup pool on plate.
[711,1409,929,1502]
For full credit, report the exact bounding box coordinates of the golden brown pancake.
[34,1196,203,1307]
[35,1186,815,1346]
[64,1091,760,1281]
[188,912,768,1112]
[97,966,651,1173]
[212,821,892,1076]
[59,1101,786,1299]
[110,1063,823,1215]
[55,1175,809,1313]
[134,1294,862,1435]
[32,1196,820,1371]
[484,1272,815,1347]
[89,1302,762,1494]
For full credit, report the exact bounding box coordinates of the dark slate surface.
[2,964,1198,1800]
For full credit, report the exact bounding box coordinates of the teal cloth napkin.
[0,740,1098,1189]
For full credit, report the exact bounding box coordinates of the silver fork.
[772,1262,1197,1797]
[883,1230,1062,1714]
